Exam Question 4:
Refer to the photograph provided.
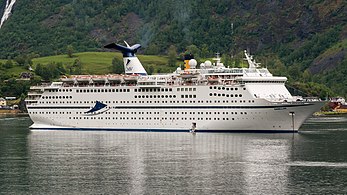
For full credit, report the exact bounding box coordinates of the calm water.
[1,116,347,194]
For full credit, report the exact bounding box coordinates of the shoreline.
[314,111,347,116]
[0,111,28,116]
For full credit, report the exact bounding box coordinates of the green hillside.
[0,0,346,96]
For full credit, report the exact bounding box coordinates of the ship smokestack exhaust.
[104,41,147,75]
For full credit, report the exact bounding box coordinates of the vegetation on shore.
[0,49,335,103]
[0,1,346,98]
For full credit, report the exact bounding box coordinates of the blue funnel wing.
[85,101,107,113]
[104,42,141,57]
[129,44,141,52]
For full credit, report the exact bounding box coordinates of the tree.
[221,53,232,67]
[302,69,311,82]
[148,65,154,75]
[144,44,160,55]
[72,59,82,74]
[3,60,13,69]
[56,62,66,75]
[200,44,210,58]
[186,44,200,59]
[67,45,74,58]
[35,63,44,76]
[112,57,124,74]
[14,54,33,66]
[288,64,301,80]
[167,45,177,67]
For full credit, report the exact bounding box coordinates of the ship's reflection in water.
[27,131,293,194]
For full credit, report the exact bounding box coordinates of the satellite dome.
[189,59,197,69]
[205,60,212,68]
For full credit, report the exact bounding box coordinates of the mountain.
[0,0,347,95]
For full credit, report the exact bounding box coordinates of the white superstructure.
[25,44,324,132]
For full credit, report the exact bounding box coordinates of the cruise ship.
[25,42,324,132]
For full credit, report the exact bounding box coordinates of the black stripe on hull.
[29,127,298,133]
[27,103,313,110]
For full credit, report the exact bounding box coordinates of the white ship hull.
[26,85,324,132]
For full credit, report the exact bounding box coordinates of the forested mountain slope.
[0,0,347,95]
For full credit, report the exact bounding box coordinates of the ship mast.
[244,50,260,69]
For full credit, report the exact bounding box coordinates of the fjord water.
[1,116,347,194]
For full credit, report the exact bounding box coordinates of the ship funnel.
[104,41,147,75]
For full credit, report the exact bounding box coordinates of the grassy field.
[31,52,172,75]
[33,52,119,74]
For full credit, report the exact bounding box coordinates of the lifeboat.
[123,75,139,82]
[60,77,75,83]
[92,76,106,83]
[180,71,199,79]
[76,76,91,83]
[107,75,123,83]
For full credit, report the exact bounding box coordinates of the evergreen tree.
[200,44,211,58]
[167,45,177,67]
[67,45,74,58]
[112,57,124,74]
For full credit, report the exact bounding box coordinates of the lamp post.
[289,112,295,133]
